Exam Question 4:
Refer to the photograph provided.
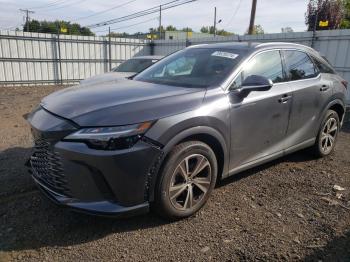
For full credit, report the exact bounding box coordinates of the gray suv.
[27,42,347,219]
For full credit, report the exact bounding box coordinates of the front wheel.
[312,109,340,157]
[153,141,218,220]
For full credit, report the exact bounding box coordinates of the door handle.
[320,85,329,92]
[278,94,291,103]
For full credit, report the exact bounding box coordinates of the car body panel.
[80,72,134,86]
[41,79,206,126]
[284,75,333,149]
[227,81,292,169]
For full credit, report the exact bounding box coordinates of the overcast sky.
[0,0,308,35]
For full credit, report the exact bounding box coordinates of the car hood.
[41,79,206,126]
[80,72,135,85]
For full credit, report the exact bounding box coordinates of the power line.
[30,0,71,9]
[93,17,159,34]
[87,0,181,28]
[87,0,197,29]
[71,0,137,22]
[225,0,243,27]
[38,0,88,12]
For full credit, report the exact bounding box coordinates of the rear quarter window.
[311,56,335,74]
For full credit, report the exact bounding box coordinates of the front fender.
[146,122,230,202]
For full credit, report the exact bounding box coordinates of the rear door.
[282,50,333,148]
[228,50,292,170]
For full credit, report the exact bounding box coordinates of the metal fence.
[153,29,350,102]
[0,29,350,102]
[0,30,150,86]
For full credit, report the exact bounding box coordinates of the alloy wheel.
[169,154,212,211]
[320,117,338,154]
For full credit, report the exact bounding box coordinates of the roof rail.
[256,42,315,51]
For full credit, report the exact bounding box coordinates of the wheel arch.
[328,102,345,124]
[147,126,229,202]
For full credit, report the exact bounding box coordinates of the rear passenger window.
[284,51,317,81]
[242,50,285,84]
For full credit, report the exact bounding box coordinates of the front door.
[228,50,292,171]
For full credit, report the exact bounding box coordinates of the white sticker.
[211,51,238,60]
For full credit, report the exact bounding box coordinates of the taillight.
[341,80,348,89]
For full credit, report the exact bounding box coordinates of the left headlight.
[63,121,154,150]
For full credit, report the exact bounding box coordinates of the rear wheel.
[154,141,217,219]
[312,109,340,157]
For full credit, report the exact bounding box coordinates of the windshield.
[113,58,156,73]
[134,48,245,88]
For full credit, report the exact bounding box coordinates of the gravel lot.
[0,86,350,261]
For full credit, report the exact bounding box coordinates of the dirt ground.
[0,85,350,262]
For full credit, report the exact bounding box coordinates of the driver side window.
[231,50,284,89]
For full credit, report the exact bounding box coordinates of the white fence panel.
[153,29,350,102]
[0,31,149,86]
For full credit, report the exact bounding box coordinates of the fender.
[146,125,230,202]
[319,98,346,128]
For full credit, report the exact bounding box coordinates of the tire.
[311,109,340,157]
[153,141,218,220]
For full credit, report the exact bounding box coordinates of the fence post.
[108,27,112,71]
[56,32,63,85]
[149,40,155,55]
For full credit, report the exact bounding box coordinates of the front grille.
[30,138,70,197]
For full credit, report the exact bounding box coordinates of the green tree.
[165,25,177,31]
[245,24,265,34]
[27,20,40,32]
[305,0,344,31]
[200,26,209,33]
[281,26,294,33]
[341,0,350,28]
[200,25,233,36]
[216,29,234,36]
[181,27,193,32]
[149,27,157,34]
[23,20,94,36]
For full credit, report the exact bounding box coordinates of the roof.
[132,55,164,60]
[189,41,318,55]
[189,42,260,51]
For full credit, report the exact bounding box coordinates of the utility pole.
[20,9,35,32]
[248,0,257,35]
[159,5,162,40]
[213,7,217,37]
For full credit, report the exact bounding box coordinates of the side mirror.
[241,75,273,92]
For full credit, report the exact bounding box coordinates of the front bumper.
[27,107,162,217]
[34,176,149,217]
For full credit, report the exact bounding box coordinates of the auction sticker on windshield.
[211,51,238,59]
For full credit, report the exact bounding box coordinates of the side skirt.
[226,138,316,178]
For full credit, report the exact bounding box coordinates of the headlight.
[63,121,154,150]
